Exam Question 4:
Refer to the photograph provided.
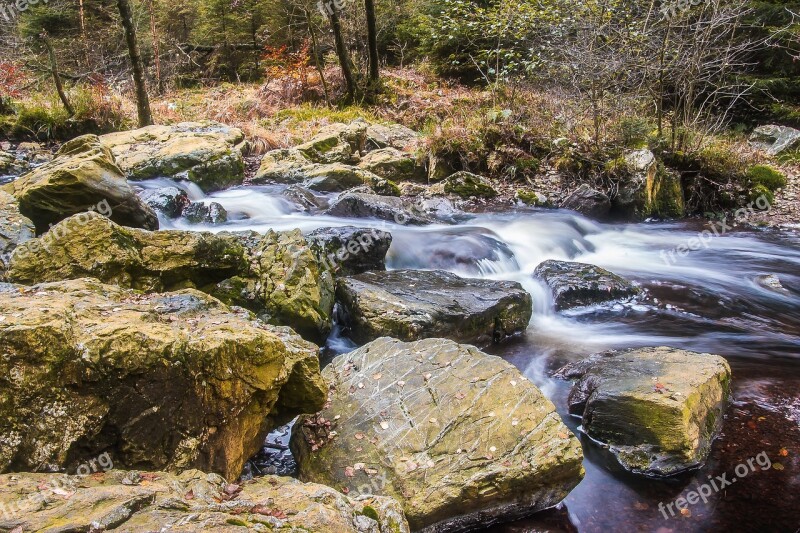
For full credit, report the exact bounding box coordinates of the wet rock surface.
[561,184,611,220]
[336,269,532,345]
[138,186,191,218]
[291,337,584,532]
[100,122,246,192]
[556,347,731,477]
[0,191,35,273]
[307,226,392,275]
[0,278,326,479]
[182,201,228,224]
[0,469,409,532]
[533,259,640,310]
[1,135,158,232]
[326,192,435,225]
[749,124,800,155]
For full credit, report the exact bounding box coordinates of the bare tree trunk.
[364,0,379,84]
[78,0,90,67]
[40,32,74,116]
[148,0,163,94]
[305,8,331,107]
[117,0,153,126]
[328,5,357,101]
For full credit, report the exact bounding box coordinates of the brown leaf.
[779,448,789,457]
[224,483,241,496]
[344,466,356,478]
[185,490,194,500]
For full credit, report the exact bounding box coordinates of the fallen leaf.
[380,421,389,430]
[773,463,784,471]
[779,448,789,457]
[680,508,691,517]
[373,373,383,380]
[558,432,568,439]
[344,466,355,477]
[355,433,365,440]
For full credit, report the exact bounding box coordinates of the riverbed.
[143,178,800,532]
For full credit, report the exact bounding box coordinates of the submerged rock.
[0,278,326,479]
[6,213,334,341]
[139,186,191,218]
[100,122,246,192]
[307,226,392,275]
[561,184,611,220]
[182,201,228,224]
[0,470,408,532]
[0,191,35,273]
[2,135,158,232]
[291,337,584,532]
[326,192,434,225]
[556,347,731,477]
[336,269,532,345]
[533,259,639,310]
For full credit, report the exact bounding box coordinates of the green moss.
[360,505,380,521]
[226,518,249,526]
[747,164,787,191]
[516,188,546,206]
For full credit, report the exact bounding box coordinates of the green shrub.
[749,184,774,206]
[747,164,787,191]
[615,116,652,149]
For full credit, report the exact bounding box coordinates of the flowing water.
[142,179,800,532]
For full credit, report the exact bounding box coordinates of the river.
[141,178,800,532]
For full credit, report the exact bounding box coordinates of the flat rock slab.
[100,122,245,192]
[291,337,584,532]
[336,269,532,345]
[0,278,326,479]
[533,259,639,310]
[0,470,409,532]
[556,347,731,477]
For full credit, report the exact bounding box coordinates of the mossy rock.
[358,147,424,182]
[441,171,498,198]
[2,134,158,232]
[6,213,334,342]
[516,188,548,206]
[99,122,246,192]
[557,347,731,477]
[0,470,409,531]
[0,279,326,479]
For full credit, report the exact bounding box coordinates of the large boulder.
[533,259,639,310]
[612,150,684,219]
[6,213,334,341]
[296,122,367,164]
[253,148,315,184]
[1,135,158,232]
[304,163,400,196]
[99,122,246,192]
[307,226,392,275]
[326,192,434,225]
[0,191,35,273]
[561,184,611,220]
[749,124,800,155]
[291,337,585,532]
[0,278,326,479]
[336,269,532,345]
[358,147,423,182]
[556,347,731,476]
[0,470,409,532]
[366,123,419,151]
